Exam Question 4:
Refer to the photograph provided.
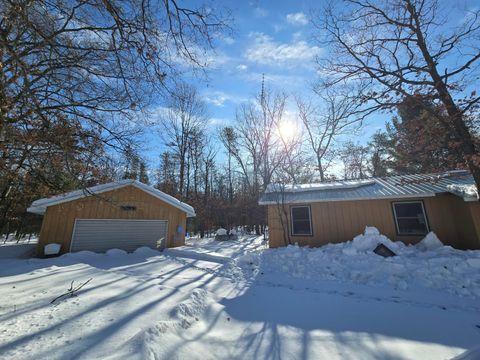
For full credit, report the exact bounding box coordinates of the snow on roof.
[27,180,196,217]
[259,170,476,205]
[446,184,479,200]
[265,179,375,193]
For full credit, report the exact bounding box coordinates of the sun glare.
[277,121,298,142]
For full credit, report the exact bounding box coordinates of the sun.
[277,120,298,142]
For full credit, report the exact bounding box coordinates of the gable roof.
[27,180,196,217]
[259,170,478,205]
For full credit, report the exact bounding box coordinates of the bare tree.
[161,83,208,198]
[220,127,235,204]
[315,0,480,192]
[233,88,287,194]
[339,141,370,179]
[297,86,362,181]
[1,0,230,234]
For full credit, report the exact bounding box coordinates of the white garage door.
[71,219,168,253]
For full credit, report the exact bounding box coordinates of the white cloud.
[286,12,308,26]
[254,7,268,18]
[292,31,303,41]
[220,36,235,45]
[273,24,284,33]
[236,64,248,71]
[244,32,322,68]
[208,117,231,127]
[240,71,308,89]
[203,90,246,107]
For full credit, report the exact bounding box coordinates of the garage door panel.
[71,219,168,253]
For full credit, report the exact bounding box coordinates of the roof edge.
[28,180,196,217]
[258,192,437,205]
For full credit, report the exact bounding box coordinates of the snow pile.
[106,248,127,256]
[216,228,227,236]
[239,228,480,298]
[133,246,160,256]
[171,288,209,327]
[416,232,443,251]
[345,226,405,255]
[452,345,480,360]
[132,289,211,358]
[447,184,478,199]
[62,250,97,260]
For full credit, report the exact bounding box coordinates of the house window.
[291,206,312,236]
[392,201,429,235]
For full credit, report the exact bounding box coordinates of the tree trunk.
[317,155,325,182]
[408,1,480,193]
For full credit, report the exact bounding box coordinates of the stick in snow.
[51,278,93,304]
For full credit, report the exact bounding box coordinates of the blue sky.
[142,0,478,168]
[144,0,353,165]
[199,1,319,123]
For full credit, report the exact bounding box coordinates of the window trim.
[290,205,313,237]
[391,200,430,236]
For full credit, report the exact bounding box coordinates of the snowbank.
[416,232,443,251]
[106,248,128,256]
[134,246,160,256]
[239,228,480,298]
[452,345,480,360]
[344,226,405,255]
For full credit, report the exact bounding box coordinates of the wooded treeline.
[1,0,479,238]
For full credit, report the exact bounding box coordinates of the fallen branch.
[51,278,93,304]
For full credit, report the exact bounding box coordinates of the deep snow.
[1,230,479,359]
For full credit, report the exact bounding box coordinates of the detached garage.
[28,180,195,257]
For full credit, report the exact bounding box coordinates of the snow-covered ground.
[1,230,479,359]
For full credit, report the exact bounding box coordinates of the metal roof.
[28,180,196,217]
[258,170,478,205]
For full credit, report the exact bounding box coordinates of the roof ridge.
[28,180,195,217]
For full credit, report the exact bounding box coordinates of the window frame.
[391,200,430,236]
[290,205,313,237]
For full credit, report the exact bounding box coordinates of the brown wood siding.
[267,194,480,250]
[36,185,187,256]
[469,202,480,248]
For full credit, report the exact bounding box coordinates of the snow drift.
[238,227,480,298]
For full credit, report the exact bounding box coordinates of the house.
[259,170,480,250]
[28,180,195,256]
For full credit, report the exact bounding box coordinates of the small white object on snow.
[44,243,61,256]
[216,228,227,236]
[416,232,443,251]
[229,229,237,235]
